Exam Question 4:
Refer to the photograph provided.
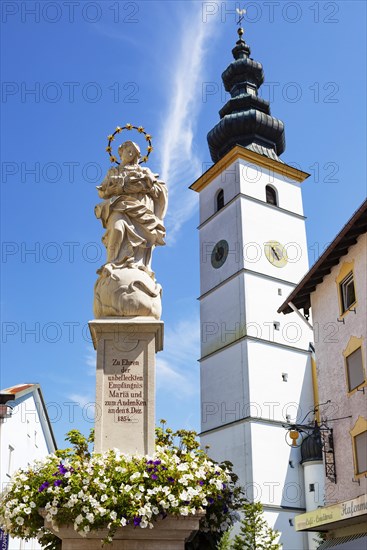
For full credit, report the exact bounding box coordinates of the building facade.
[279,200,367,548]
[0,384,57,550]
[191,27,315,549]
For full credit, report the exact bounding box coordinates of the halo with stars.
[105,124,153,165]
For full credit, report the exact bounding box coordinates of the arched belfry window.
[266,185,278,206]
[216,189,224,212]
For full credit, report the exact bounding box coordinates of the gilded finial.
[236,7,246,37]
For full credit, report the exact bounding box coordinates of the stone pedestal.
[42,514,203,550]
[89,317,163,456]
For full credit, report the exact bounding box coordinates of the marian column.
[89,126,166,456]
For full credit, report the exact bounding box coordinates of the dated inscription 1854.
[105,359,146,423]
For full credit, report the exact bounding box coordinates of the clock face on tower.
[211,240,229,269]
[264,241,288,268]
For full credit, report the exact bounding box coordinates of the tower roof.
[207,28,286,163]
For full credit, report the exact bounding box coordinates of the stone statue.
[94,140,167,319]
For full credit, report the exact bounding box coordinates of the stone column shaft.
[89,317,163,456]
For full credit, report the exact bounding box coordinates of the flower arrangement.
[0,422,242,548]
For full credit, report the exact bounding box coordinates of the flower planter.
[41,510,205,550]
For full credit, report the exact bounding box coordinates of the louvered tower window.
[266,185,278,206]
[216,189,224,211]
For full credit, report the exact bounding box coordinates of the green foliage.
[231,502,281,550]
[65,428,94,458]
[216,529,232,549]
[155,420,200,453]
[313,531,327,548]
[55,428,94,461]
[0,422,243,549]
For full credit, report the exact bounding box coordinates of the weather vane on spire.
[236,7,246,37]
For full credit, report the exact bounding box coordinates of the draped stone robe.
[95,164,167,272]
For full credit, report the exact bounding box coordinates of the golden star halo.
[105,124,153,165]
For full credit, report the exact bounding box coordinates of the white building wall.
[199,161,240,225]
[247,340,313,424]
[0,390,56,549]
[244,273,311,350]
[201,341,249,433]
[201,340,313,430]
[201,423,309,549]
[238,159,304,215]
[239,196,309,284]
[263,509,308,550]
[198,156,313,550]
[199,198,243,297]
[200,277,245,357]
[250,422,306,508]
[302,461,325,550]
[200,423,252,488]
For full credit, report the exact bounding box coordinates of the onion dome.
[300,427,323,463]
[207,28,286,163]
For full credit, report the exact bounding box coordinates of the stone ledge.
[42,512,204,550]
[89,317,164,352]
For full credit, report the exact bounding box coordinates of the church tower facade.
[191,28,314,549]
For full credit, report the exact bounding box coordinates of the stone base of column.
[89,317,163,456]
[42,514,203,550]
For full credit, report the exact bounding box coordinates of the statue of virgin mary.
[94,140,167,319]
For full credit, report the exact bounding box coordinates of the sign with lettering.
[104,356,146,424]
[0,529,9,550]
[295,493,367,531]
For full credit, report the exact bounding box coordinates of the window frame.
[215,189,224,212]
[7,445,14,477]
[350,417,367,478]
[265,185,278,207]
[343,336,366,395]
[335,262,357,317]
[346,347,365,392]
[340,272,356,313]
[354,431,367,475]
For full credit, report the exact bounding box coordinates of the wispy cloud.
[156,315,199,398]
[159,8,215,242]
[85,348,96,376]
[68,392,95,410]
[65,349,95,409]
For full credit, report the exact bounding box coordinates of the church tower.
[190,27,314,549]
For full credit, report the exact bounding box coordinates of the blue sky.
[1,0,366,447]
